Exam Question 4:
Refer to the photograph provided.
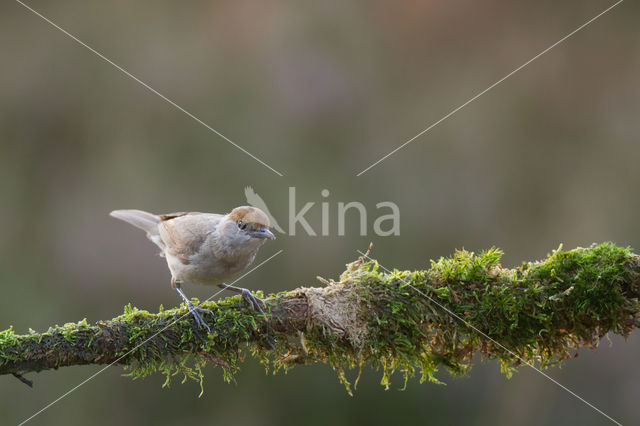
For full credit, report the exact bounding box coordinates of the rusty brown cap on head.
[228,206,271,228]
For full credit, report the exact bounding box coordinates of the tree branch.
[1,242,639,391]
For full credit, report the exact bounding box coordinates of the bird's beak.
[251,227,276,240]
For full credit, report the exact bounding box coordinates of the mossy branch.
[1,242,639,392]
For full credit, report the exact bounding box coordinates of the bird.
[110,206,276,333]
[244,186,285,234]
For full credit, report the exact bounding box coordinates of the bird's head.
[226,206,276,241]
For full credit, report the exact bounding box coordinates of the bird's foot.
[185,301,213,334]
[240,288,266,315]
[175,286,213,334]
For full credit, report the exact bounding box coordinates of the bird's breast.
[168,243,259,286]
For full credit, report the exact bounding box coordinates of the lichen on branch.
[1,242,639,393]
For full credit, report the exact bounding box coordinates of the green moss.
[1,243,638,394]
[117,296,264,391]
[342,242,639,388]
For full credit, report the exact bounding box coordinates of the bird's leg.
[173,279,212,334]
[218,283,266,315]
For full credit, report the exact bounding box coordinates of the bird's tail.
[110,209,164,249]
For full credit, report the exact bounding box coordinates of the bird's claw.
[241,289,266,315]
[186,301,212,334]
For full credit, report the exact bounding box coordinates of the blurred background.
[1,0,639,424]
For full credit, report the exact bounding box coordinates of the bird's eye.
[237,221,247,230]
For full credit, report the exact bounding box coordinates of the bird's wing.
[244,186,284,233]
[158,213,222,264]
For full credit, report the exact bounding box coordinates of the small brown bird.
[110,206,275,332]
